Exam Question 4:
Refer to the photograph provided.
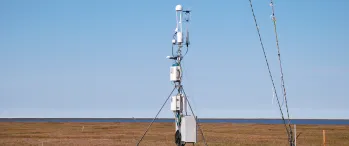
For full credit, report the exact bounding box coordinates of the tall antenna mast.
[137,5,207,146]
[169,5,198,146]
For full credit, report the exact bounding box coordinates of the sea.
[0,118,349,125]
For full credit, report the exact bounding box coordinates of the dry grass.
[0,122,348,146]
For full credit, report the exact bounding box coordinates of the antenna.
[183,9,191,47]
[136,5,208,146]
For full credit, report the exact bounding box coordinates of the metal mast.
[168,5,197,146]
[137,4,208,146]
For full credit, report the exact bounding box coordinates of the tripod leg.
[181,86,208,146]
[136,87,177,146]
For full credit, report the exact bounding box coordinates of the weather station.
[136,4,208,146]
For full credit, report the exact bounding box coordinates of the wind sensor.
[137,5,207,146]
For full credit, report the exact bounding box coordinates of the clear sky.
[0,0,348,119]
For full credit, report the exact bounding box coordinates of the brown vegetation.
[0,122,348,146]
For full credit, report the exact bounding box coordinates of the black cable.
[172,44,175,57]
[136,87,177,146]
[270,0,292,125]
[183,46,189,58]
[181,86,208,146]
[269,1,294,144]
[175,130,182,146]
[248,0,290,138]
[178,59,184,83]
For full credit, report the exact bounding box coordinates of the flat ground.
[0,122,348,146]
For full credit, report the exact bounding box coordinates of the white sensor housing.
[171,95,183,111]
[176,5,183,11]
[170,66,181,81]
[176,32,183,43]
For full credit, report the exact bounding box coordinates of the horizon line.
[0,117,348,120]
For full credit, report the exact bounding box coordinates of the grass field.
[0,122,348,146]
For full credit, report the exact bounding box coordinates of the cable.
[172,44,175,56]
[172,44,174,56]
[181,86,208,146]
[270,0,291,125]
[179,46,190,84]
[178,58,184,83]
[183,46,189,58]
[269,1,294,144]
[248,0,290,138]
[136,87,177,146]
[175,130,182,146]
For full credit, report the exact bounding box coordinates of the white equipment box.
[181,115,197,143]
[170,65,181,81]
[171,95,182,111]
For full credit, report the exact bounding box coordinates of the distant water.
[0,118,349,125]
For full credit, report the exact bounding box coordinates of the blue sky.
[0,0,348,119]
